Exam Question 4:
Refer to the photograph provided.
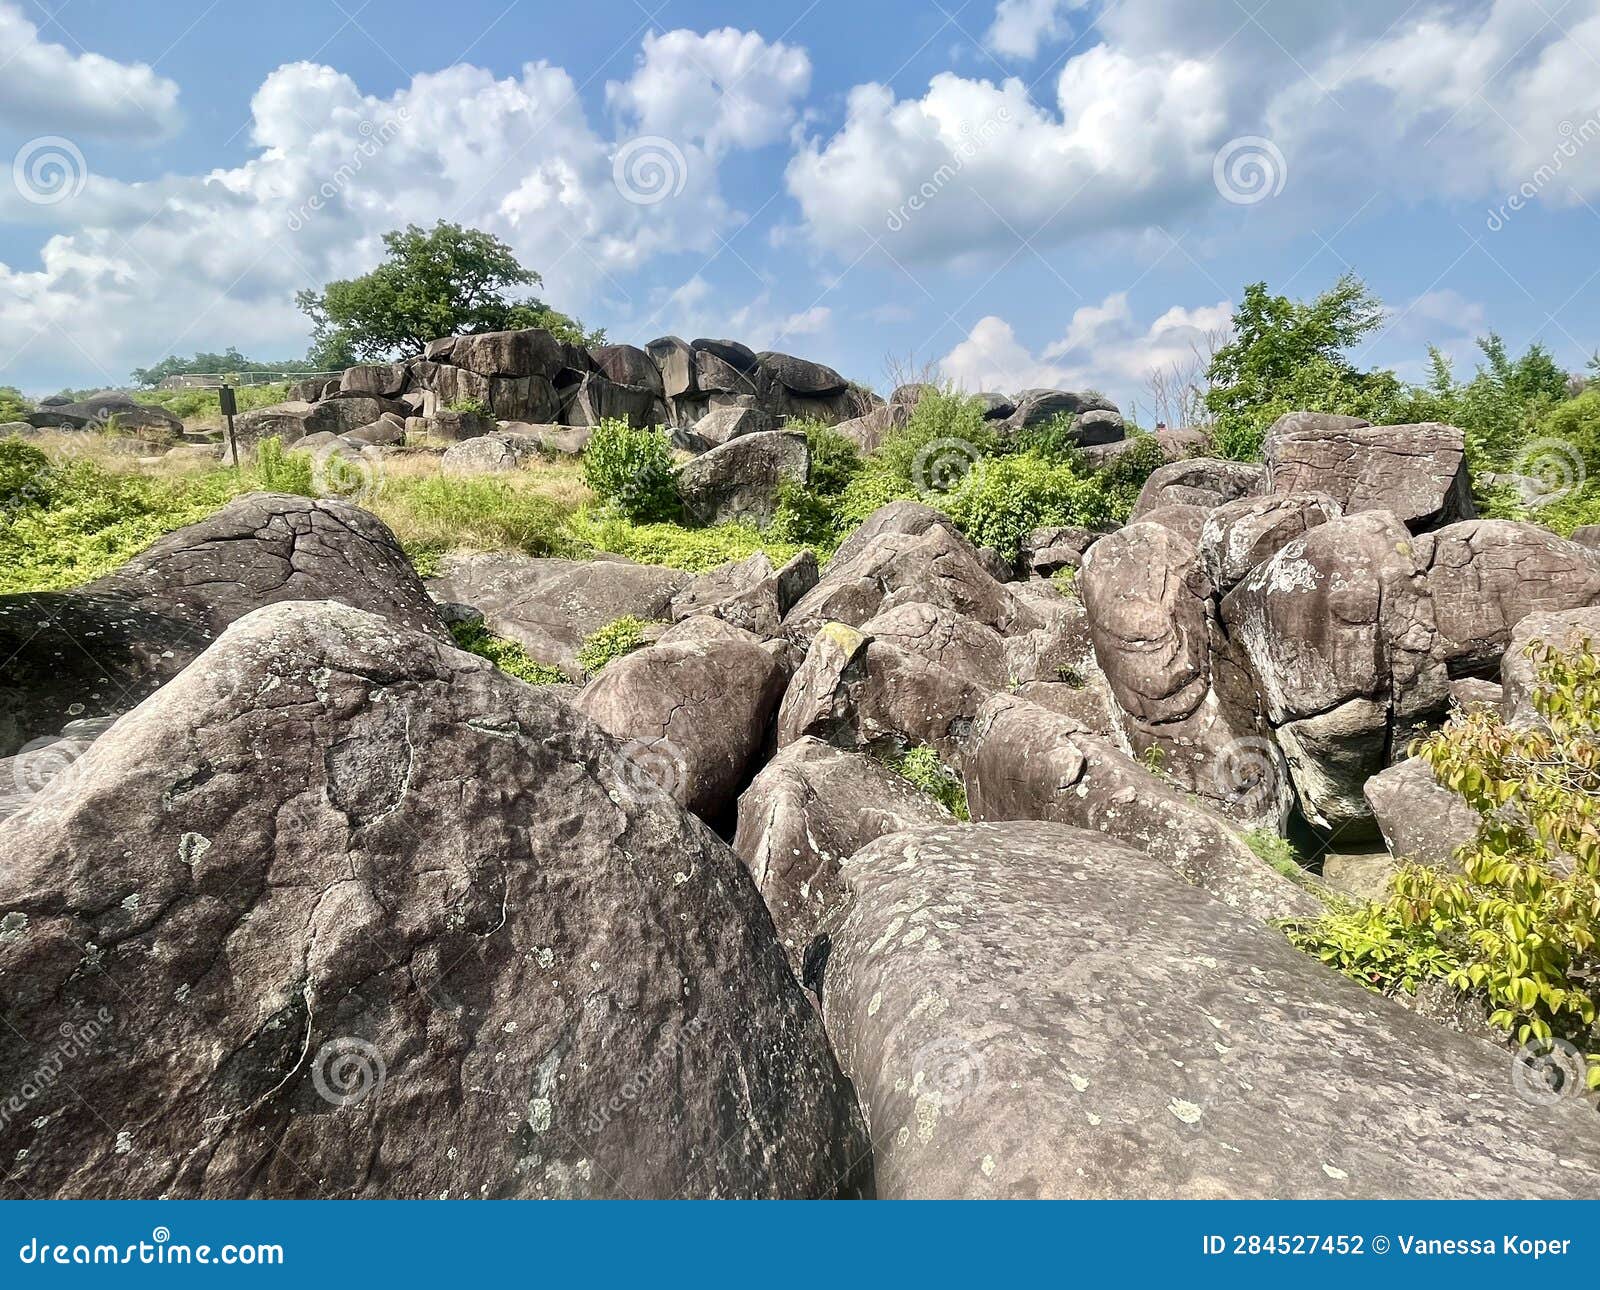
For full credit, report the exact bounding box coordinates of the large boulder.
[1131,458,1264,520]
[427,553,688,679]
[447,328,566,379]
[758,351,848,397]
[775,621,991,771]
[0,494,446,756]
[0,602,869,1199]
[1221,512,1447,835]
[1364,755,1479,870]
[786,522,1038,641]
[340,364,407,397]
[677,431,808,528]
[559,372,659,428]
[692,406,774,448]
[25,392,183,436]
[573,636,788,822]
[1079,522,1282,820]
[731,737,950,976]
[1199,493,1343,595]
[1003,388,1116,433]
[966,694,1318,922]
[1416,520,1600,677]
[1265,420,1474,532]
[669,551,817,636]
[591,344,664,397]
[859,601,1009,690]
[820,821,1600,1199]
[439,432,542,476]
[644,336,696,399]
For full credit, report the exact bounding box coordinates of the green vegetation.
[569,510,805,572]
[131,350,309,389]
[449,619,567,685]
[1283,642,1600,1085]
[581,418,680,523]
[576,616,651,676]
[136,382,292,423]
[296,221,602,366]
[0,437,246,593]
[0,386,31,421]
[1206,274,1404,461]
[1243,829,1312,886]
[887,745,969,820]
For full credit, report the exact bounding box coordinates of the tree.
[1205,273,1403,460]
[130,349,310,388]
[296,222,602,364]
[0,386,31,421]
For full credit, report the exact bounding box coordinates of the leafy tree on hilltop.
[1399,333,1573,468]
[296,222,603,365]
[1205,273,1404,459]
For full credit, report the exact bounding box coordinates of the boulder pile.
[5,366,1600,1200]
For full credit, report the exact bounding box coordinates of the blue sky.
[2,0,1598,415]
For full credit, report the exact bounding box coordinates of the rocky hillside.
[2,326,1599,1200]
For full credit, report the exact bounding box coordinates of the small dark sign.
[217,386,237,417]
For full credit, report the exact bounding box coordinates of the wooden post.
[219,384,239,469]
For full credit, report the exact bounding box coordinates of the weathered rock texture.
[820,821,1600,1199]
[0,602,869,1199]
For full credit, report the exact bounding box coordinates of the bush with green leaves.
[873,388,999,490]
[1282,641,1600,1087]
[887,746,968,820]
[449,619,566,685]
[1206,274,1406,461]
[0,386,33,422]
[942,451,1116,558]
[255,436,316,495]
[581,419,680,522]
[576,615,650,676]
[790,419,861,496]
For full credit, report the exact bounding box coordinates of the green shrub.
[1243,829,1313,885]
[0,436,52,511]
[873,388,998,490]
[449,619,566,685]
[255,436,315,496]
[1282,642,1600,1084]
[768,481,841,549]
[576,615,650,675]
[1094,434,1169,517]
[887,746,968,820]
[582,418,679,522]
[795,420,862,496]
[833,462,924,529]
[443,397,489,416]
[943,451,1115,558]
[0,386,33,421]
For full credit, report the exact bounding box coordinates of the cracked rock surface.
[0,601,869,1199]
